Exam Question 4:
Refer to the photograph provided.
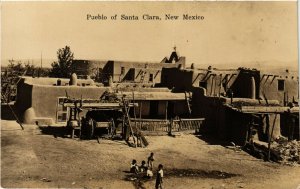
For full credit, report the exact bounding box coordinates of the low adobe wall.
[30,85,109,123]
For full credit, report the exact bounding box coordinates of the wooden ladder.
[122,97,148,147]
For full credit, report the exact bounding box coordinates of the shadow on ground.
[39,126,72,138]
[123,168,240,189]
[194,133,270,162]
[39,126,125,143]
[195,133,231,146]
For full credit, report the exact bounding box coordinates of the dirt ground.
[1,119,300,189]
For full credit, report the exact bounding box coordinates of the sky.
[1,1,298,68]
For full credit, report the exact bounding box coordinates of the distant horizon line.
[1,58,298,71]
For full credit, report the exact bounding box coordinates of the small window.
[278,80,285,91]
[149,74,154,82]
[121,67,125,75]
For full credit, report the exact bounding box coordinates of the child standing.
[155,164,164,189]
[147,152,154,169]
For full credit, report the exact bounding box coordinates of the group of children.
[130,152,164,189]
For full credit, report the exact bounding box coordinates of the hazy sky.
[1,2,298,68]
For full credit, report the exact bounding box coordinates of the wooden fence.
[130,118,205,135]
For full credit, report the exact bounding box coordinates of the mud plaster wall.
[30,85,109,122]
[191,87,282,145]
[260,76,299,106]
[161,68,240,96]
[229,69,260,99]
[191,87,220,133]
[112,61,181,83]
[72,60,110,79]
[160,68,193,91]
[224,109,250,145]
[191,70,239,97]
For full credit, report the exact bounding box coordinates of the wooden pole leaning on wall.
[132,91,137,128]
[122,97,136,147]
[132,91,139,147]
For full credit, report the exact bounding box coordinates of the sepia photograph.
[1,1,299,189]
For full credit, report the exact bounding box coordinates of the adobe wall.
[22,77,96,86]
[192,87,282,145]
[160,68,194,91]
[260,71,299,105]
[223,108,251,145]
[112,61,181,83]
[230,69,260,99]
[72,60,108,79]
[161,68,240,96]
[191,87,220,133]
[30,85,109,122]
[191,69,239,97]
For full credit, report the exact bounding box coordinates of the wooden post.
[169,118,173,136]
[165,101,168,120]
[267,114,277,161]
[218,74,222,97]
[132,91,137,128]
[140,101,143,129]
[210,77,214,96]
[71,129,75,139]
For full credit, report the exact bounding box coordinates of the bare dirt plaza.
[1,120,299,189]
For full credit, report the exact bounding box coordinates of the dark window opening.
[149,74,154,82]
[199,81,207,89]
[278,80,285,91]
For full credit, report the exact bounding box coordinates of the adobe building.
[259,69,299,106]
[15,75,190,125]
[15,76,107,125]
[13,48,299,145]
[160,66,299,144]
[13,49,190,125]
[72,49,185,84]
